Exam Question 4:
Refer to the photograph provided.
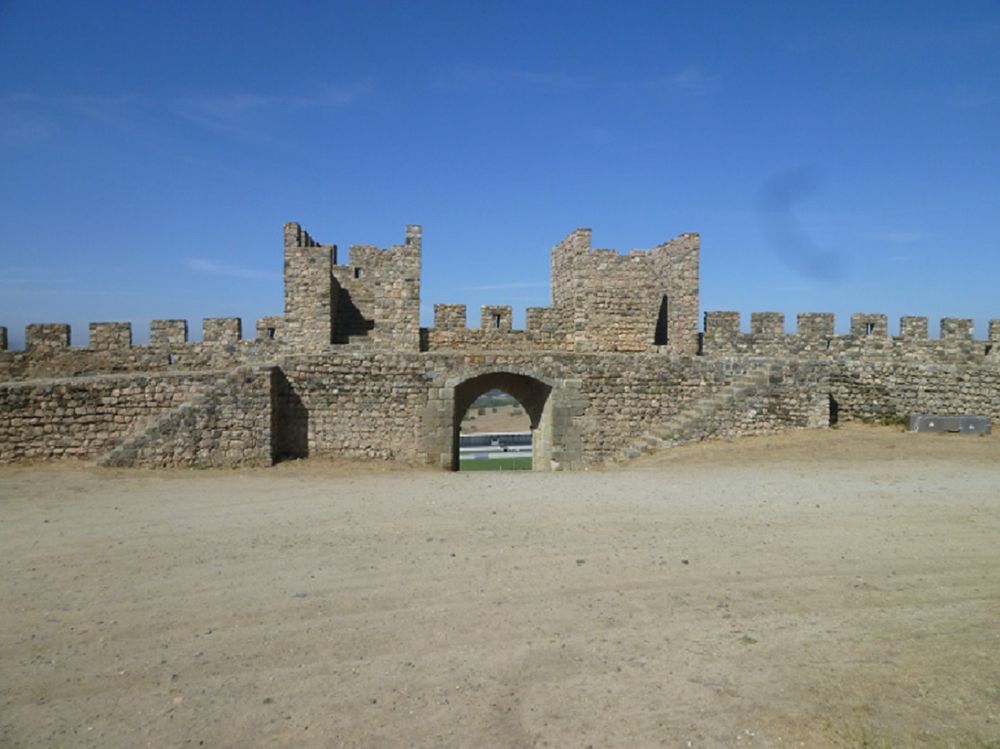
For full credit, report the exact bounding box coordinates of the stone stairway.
[98,365,272,468]
[619,362,785,461]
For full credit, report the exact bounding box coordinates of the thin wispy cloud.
[171,83,371,133]
[460,281,549,291]
[667,65,716,95]
[431,65,592,93]
[433,64,717,98]
[0,83,370,145]
[858,231,925,243]
[947,85,996,111]
[1,288,148,298]
[186,259,279,280]
[578,126,614,145]
[0,92,155,144]
[0,106,57,144]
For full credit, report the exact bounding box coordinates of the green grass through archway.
[458,457,532,471]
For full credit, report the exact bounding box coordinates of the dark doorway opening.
[654,295,669,345]
[271,369,309,461]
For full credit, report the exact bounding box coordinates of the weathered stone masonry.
[1,222,997,469]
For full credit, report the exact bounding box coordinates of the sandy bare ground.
[461,407,531,434]
[1,425,999,748]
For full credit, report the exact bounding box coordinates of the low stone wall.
[275,354,429,461]
[0,372,221,463]
[831,360,1000,424]
[102,367,274,468]
[0,367,275,467]
[3,348,999,470]
[282,352,832,468]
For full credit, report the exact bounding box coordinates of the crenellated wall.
[701,310,998,363]
[424,304,570,351]
[2,220,999,470]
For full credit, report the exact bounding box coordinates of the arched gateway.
[452,372,552,471]
[420,367,585,472]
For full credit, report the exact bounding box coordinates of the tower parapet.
[549,228,700,353]
[282,222,337,348]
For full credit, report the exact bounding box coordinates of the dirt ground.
[1,424,999,748]
[461,406,531,433]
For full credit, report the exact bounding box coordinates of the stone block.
[256,316,282,340]
[751,312,785,338]
[990,319,1000,342]
[796,313,834,339]
[850,313,888,338]
[150,320,189,346]
[203,317,242,344]
[26,323,70,351]
[434,304,467,330]
[908,414,991,435]
[481,305,512,332]
[405,224,422,248]
[0,326,6,351]
[940,318,973,340]
[703,311,741,341]
[899,316,928,339]
[89,322,132,350]
[526,307,561,334]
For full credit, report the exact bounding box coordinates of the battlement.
[4,221,996,377]
[425,303,569,351]
[151,319,189,346]
[26,323,70,351]
[480,305,513,332]
[89,322,132,350]
[701,310,998,361]
[432,304,467,330]
[203,317,242,344]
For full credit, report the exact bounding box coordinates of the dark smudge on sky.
[755,168,848,282]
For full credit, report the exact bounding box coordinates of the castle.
[1,223,998,469]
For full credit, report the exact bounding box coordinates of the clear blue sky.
[2,1,998,347]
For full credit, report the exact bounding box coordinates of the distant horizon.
[3,1,998,347]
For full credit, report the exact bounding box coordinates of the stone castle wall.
[2,220,998,470]
[3,348,997,469]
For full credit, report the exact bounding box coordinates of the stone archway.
[451,372,553,471]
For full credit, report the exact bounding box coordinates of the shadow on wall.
[333,289,374,343]
[272,369,308,461]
